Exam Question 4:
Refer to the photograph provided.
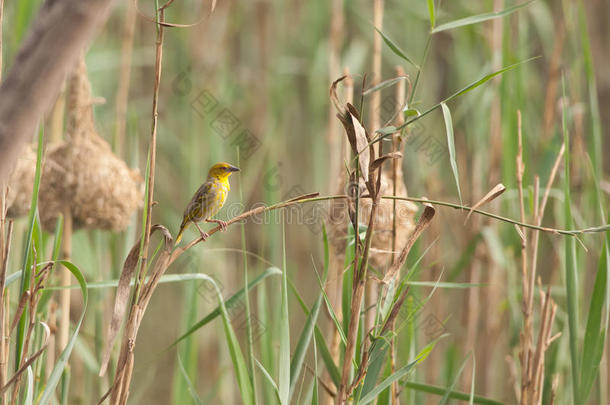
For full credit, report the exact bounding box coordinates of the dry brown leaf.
[98,240,140,376]
[383,203,435,284]
[465,183,506,223]
[330,75,348,115]
[370,152,402,172]
[351,113,370,184]
[99,224,173,376]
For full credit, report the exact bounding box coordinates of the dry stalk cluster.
[3,264,53,401]
[330,76,435,404]
[515,111,562,405]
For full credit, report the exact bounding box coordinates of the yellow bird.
[175,162,240,244]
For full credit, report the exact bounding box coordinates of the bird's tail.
[175,222,187,245]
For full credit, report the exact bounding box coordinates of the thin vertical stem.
[365,0,384,343]
[0,2,6,398]
[0,0,3,82]
[134,3,166,302]
[389,65,406,405]
[516,110,532,404]
[59,210,72,352]
[113,0,137,158]
[0,220,11,403]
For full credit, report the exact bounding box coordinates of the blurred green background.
[2,0,610,403]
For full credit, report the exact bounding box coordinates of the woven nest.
[327,167,418,270]
[39,135,143,232]
[38,56,143,232]
[5,144,37,217]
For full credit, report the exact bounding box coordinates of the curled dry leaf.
[370,152,402,172]
[330,77,375,188]
[330,75,348,115]
[465,183,506,223]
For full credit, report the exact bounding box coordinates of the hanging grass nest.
[39,56,143,232]
[5,144,37,217]
[328,166,418,270]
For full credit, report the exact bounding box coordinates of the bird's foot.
[207,219,228,232]
[194,222,210,242]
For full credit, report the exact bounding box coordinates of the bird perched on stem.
[175,162,240,244]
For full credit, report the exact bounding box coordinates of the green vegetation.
[0,0,608,404]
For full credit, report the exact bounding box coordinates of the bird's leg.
[206,218,227,232]
[193,222,210,241]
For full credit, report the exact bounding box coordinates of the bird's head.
[208,162,240,180]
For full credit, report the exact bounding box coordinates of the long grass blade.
[177,354,204,405]
[579,238,608,402]
[311,337,319,405]
[289,230,329,399]
[440,102,462,204]
[204,274,255,404]
[358,338,438,405]
[39,260,88,405]
[431,1,534,33]
[374,27,419,69]
[169,267,281,348]
[403,382,506,405]
[256,359,281,403]
[427,0,435,29]
[15,127,44,370]
[376,58,539,141]
[279,220,290,405]
[561,76,580,403]
[289,275,342,387]
[439,354,471,404]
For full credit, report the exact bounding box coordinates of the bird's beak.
[228,165,240,172]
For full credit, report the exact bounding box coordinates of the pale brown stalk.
[542,26,565,139]
[136,3,166,298]
[325,69,352,405]
[0,0,3,82]
[480,7,504,389]
[104,4,167,403]
[113,0,137,157]
[517,110,563,405]
[365,0,384,347]
[326,0,344,192]
[488,0,504,183]
[516,110,533,404]
[0,218,11,403]
[337,190,381,404]
[530,143,565,279]
[59,210,72,352]
[389,65,406,405]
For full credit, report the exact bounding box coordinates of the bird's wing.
[182,181,215,223]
